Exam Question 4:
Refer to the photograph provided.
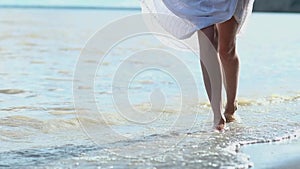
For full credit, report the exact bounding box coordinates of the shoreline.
[240,135,300,168]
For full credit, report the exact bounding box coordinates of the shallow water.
[0,7,299,169]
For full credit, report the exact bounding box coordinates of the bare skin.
[198,17,239,130]
[198,25,224,130]
[217,17,239,122]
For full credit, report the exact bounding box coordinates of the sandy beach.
[0,2,299,168]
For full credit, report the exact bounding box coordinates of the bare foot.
[224,103,238,123]
[214,117,226,131]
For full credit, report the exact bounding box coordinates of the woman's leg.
[217,17,239,122]
[198,25,225,130]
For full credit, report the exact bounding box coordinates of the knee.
[218,45,237,61]
[199,25,219,50]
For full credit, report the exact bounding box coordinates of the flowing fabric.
[140,1,255,129]
[141,0,255,40]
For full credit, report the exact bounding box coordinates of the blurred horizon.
[0,0,300,12]
[0,0,138,6]
[0,0,140,9]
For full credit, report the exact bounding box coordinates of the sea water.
[0,3,299,169]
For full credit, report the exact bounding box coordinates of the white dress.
[141,0,255,40]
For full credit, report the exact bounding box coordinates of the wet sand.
[241,137,300,169]
[0,6,300,168]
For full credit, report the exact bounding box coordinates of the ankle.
[225,102,237,114]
